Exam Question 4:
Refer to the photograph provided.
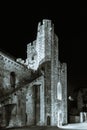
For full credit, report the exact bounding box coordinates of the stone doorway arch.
[47,116,50,125]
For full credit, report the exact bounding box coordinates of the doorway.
[34,85,40,125]
[47,116,50,125]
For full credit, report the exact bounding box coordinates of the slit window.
[10,72,16,88]
[32,56,34,60]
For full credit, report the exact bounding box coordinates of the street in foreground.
[0,123,87,130]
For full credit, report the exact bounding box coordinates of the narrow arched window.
[10,72,15,88]
[57,82,62,100]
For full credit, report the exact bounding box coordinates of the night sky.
[0,2,87,88]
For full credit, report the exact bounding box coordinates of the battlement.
[0,49,16,61]
[37,19,52,31]
[26,19,56,70]
[0,50,28,71]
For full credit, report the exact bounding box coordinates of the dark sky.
[0,2,87,88]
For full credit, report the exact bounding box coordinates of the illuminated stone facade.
[0,19,67,128]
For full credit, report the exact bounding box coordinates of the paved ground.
[0,126,61,130]
[0,123,87,130]
[59,122,87,129]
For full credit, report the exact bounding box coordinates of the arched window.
[10,72,15,88]
[57,82,62,100]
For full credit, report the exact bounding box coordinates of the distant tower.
[26,19,67,126]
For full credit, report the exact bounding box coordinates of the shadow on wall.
[0,104,16,127]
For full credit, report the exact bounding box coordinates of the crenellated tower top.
[26,19,58,70]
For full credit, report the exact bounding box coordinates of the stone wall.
[0,51,31,95]
[0,19,68,128]
[51,33,59,126]
[60,63,67,125]
[25,76,45,126]
[44,61,51,125]
[26,40,37,69]
[26,19,53,70]
[0,88,26,127]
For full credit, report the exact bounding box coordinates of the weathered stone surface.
[0,19,67,128]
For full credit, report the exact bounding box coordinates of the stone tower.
[26,19,54,70]
[26,19,67,126]
[0,19,67,127]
